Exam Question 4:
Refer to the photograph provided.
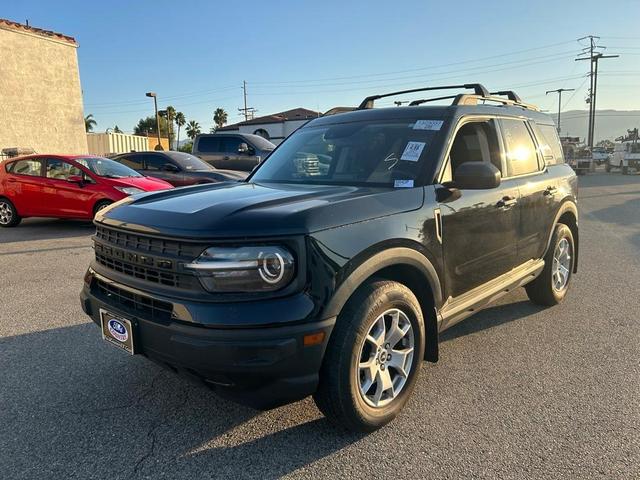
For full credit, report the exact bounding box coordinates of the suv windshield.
[76,157,142,178]
[165,152,213,171]
[250,118,442,186]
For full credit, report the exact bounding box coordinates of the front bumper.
[81,269,335,409]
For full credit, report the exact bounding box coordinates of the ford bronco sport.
[81,84,578,432]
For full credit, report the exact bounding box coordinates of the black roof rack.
[358,84,490,109]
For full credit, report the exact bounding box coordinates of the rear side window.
[195,137,221,153]
[535,124,565,165]
[500,119,541,176]
[118,155,143,170]
[7,159,43,176]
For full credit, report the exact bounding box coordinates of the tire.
[0,198,22,227]
[525,223,575,306]
[93,200,112,217]
[313,280,425,432]
[605,162,611,173]
[622,166,628,175]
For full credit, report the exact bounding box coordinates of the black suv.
[81,84,578,432]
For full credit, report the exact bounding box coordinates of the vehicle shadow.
[0,323,363,479]
[0,218,94,244]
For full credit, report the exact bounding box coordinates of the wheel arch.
[547,200,579,273]
[93,198,113,216]
[322,247,442,363]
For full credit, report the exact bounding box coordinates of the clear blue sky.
[4,0,640,133]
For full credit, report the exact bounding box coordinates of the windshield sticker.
[400,142,426,162]
[413,120,444,131]
[394,179,414,188]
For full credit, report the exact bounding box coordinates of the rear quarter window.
[195,137,222,153]
[6,159,43,176]
[535,124,565,165]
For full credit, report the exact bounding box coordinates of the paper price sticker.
[394,179,414,188]
[400,142,426,162]
[413,120,444,131]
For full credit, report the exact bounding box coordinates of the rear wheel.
[0,198,21,227]
[93,200,112,217]
[525,223,574,306]
[313,280,425,432]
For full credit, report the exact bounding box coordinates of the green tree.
[175,112,186,150]
[133,116,169,137]
[178,141,193,153]
[113,125,123,134]
[213,107,228,130]
[596,139,614,149]
[186,120,201,140]
[84,114,97,132]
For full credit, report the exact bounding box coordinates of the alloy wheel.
[0,201,13,225]
[552,237,571,291]
[356,308,415,408]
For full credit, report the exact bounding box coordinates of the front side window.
[8,159,43,176]
[221,137,243,153]
[251,118,443,186]
[501,119,541,176]
[46,159,83,180]
[143,155,168,171]
[443,120,502,183]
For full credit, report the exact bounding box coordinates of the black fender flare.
[545,199,579,272]
[321,247,443,320]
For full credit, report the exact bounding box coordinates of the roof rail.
[358,84,490,109]
[490,90,522,103]
[453,94,540,111]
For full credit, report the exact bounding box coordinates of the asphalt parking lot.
[1,172,638,479]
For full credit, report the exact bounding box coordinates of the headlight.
[184,246,295,292]
[114,186,144,195]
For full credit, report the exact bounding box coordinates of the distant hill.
[557,110,640,142]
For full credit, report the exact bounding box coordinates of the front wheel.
[525,223,575,306]
[0,198,21,227]
[93,200,112,217]
[313,280,425,432]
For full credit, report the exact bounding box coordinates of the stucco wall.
[0,27,87,154]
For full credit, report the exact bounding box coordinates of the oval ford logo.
[108,319,128,342]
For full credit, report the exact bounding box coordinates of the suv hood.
[98,182,424,238]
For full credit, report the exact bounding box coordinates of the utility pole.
[238,81,257,121]
[545,88,574,134]
[575,36,619,149]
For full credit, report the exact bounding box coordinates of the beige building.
[0,19,87,156]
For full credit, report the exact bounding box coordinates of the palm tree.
[175,112,186,149]
[186,120,201,140]
[84,114,97,132]
[213,108,228,130]
[166,106,176,149]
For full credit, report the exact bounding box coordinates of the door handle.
[496,196,517,209]
[223,156,230,161]
[543,186,558,196]
[7,178,17,183]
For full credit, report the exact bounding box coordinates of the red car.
[0,155,173,227]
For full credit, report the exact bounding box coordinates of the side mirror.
[163,163,179,172]
[238,143,250,154]
[453,162,501,190]
[67,174,84,184]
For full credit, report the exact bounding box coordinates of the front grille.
[93,226,204,291]
[95,226,200,257]
[93,278,173,323]
[95,252,180,287]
